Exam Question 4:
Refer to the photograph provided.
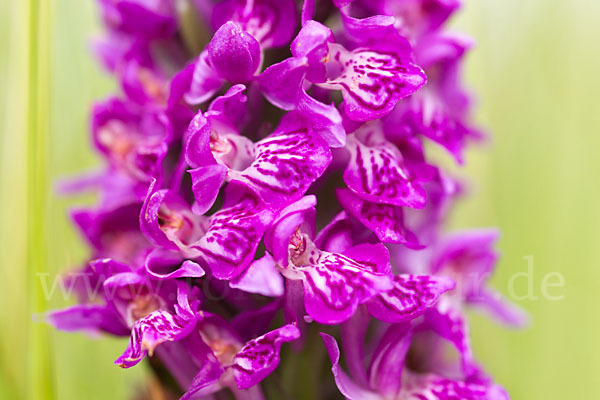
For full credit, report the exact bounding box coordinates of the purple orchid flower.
[260,19,426,124]
[429,229,529,326]
[341,120,429,209]
[338,0,461,42]
[178,21,263,104]
[173,0,297,108]
[114,279,203,368]
[47,1,522,398]
[264,197,453,326]
[405,229,529,375]
[98,0,177,41]
[121,58,171,106]
[212,0,298,49]
[91,97,170,183]
[47,258,181,338]
[93,0,188,84]
[385,32,482,163]
[177,317,300,398]
[71,201,150,266]
[321,323,508,400]
[184,94,332,209]
[141,179,275,280]
[207,22,262,84]
[109,279,299,396]
[263,196,392,324]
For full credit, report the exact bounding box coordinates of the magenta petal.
[416,32,474,70]
[291,21,331,58]
[314,211,356,253]
[425,304,476,376]
[340,308,370,387]
[375,0,461,39]
[189,164,227,215]
[208,84,249,130]
[55,170,105,196]
[91,97,168,183]
[107,1,176,40]
[293,242,393,324]
[229,252,284,297]
[258,57,307,110]
[232,324,301,389]
[342,243,392,274]
[301,0,315,25]
[468,288,529,327]
[185,107,255,172]
[367,274,455,323]
[324,43,426,121]
[337,188,421,247]
[179,346,225,400]
[102,271,147,296]
[344,124,427,208]
[291,20,333,83]
[401,372,503,400]
[115,309,198,368]
[212,0,298,49]
[168,61,195,107]
[194,182,275,280]
[89,257,132,276]
[231,300,283,341]
[230,114,332,208]
[296,91,346,148]
[341,14,399,45]
[433,229,500,277]
[140,182,206,254]
[184,111,217,169]
[320,333,381,400]
[387,33,480,164]
[258,58,346,147]
[120,60,169,105]
[184,51,224,105]
[208,22,261,84]
[71,202,149,266]
[44,304,128,336]
[140,181,178,250]
[368,324,412,396]
[264,195,317,267]
[332,0,354,7]
[145,249,205,280]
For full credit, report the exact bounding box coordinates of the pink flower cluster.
[47,1,526,399]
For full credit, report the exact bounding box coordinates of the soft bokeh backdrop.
[1,0,598,399]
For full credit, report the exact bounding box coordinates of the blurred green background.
[1,0,598,399]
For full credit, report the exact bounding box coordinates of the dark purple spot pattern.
[115,310,192,368]
[230,129,331,208]
[367,274,455,323]
[325,44,426,121]
[402,372,493,400]
[398,90,474,165]
[194,190,275,280]
[232,323,300,389]
[294,249,393,324]
[344,132,426,208]
[337,188,420,247]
